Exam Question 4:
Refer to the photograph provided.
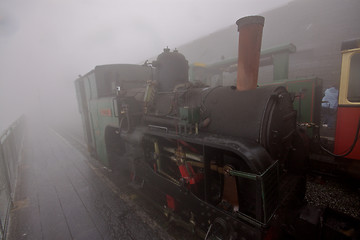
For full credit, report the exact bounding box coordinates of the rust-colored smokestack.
[236,16,265,91]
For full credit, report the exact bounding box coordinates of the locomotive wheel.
[205,218,230,240]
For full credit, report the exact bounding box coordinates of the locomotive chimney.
[236,16,265,91]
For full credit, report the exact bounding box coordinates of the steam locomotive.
[74,16,329,239]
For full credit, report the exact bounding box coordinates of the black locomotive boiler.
[75,16,307,239]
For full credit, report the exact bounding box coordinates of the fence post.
[0,218,4,240]
[0,116,25,240]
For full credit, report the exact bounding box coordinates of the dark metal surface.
[153,48,189,92]
[199,85,296,162]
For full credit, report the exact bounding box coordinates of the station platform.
[6,123,180,240]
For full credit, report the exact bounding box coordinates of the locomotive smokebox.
[236,16,265,91]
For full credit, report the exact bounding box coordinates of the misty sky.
[0,0,293,132]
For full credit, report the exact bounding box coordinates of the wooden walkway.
[7,123,175,240]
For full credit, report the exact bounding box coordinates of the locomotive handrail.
[228,160,279,180]
[112,97,119,117]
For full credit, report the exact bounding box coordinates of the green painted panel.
[89,97,119,166]
[288,78,323,127]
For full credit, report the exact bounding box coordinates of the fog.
[0,0,293,133]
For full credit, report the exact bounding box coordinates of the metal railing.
[0,116,26,240]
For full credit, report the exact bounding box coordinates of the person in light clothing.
[322,84,339,128]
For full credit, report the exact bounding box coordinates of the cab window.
[348,53,360,102]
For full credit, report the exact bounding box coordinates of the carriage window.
[348,53,360,102]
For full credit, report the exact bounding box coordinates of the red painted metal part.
[166,194,176,211]
[334,106,360,160]
[178,163,197,185]
[100,108,112,116]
